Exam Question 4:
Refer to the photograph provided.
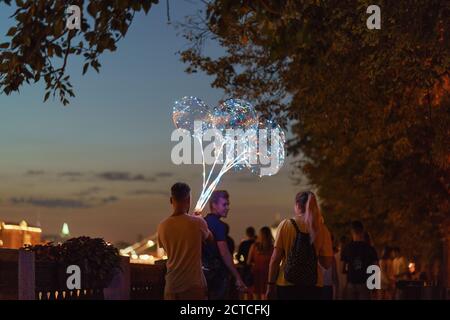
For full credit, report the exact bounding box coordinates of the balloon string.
[195,139,226,211]
[204,139,226,189]
[196,135,206,190]
[195,147,248,211]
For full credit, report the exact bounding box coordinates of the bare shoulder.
[157,217,170,232]
[190,214,207,226]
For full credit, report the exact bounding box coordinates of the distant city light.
[409,262,416,274]
[61,223,70,237]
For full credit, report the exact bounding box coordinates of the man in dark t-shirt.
[202,190,246,299]
[236,227,256,289]
[203,213,227,268]
[237,227,256,264]
[342,221,378,300]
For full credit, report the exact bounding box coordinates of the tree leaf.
[43,91,50,102]
[6,27,17,36]
[82,63,89,75]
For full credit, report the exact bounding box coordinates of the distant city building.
[0,220,42,249]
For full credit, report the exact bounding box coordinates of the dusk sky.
[0,1,304,244]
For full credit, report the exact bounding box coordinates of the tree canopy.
[0,0,158,105]
[180,0,449,257]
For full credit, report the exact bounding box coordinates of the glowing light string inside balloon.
[195,138,227,212]
[194,137,249,212]
[172,97,285,213]
[196,135,206,190]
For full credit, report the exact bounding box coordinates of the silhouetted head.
[257,226,274,252]
[170,182,191,214]
[209,190,230,218]
[246,226,256,239]
[350,220,364,241]
[294,191,311,215]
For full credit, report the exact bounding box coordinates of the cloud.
[59,171,84,177]
[22,169,172,183]
[154,172,174,178]
[75,187,102,197]
[128,189,168,197]
[101,196,119,204]
[25,170,45,176]
[10,194,120,209]
[97,171,156,182]
[10,197,91,209]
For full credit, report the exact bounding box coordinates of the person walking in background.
[237,226,257,296]
[392,247,408,281]
[341,221,378,300]
[157,183,213,300]
[379,247,395,299]
[202,190,247,299]
[266,191,333,300]
[247,226,274,300]
[223,222,239,299]
[321,233,338,300]
[237,227,257,264]
[392,246,409,299]
[335,235,348,299]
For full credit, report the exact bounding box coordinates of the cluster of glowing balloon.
[172,97,286,212]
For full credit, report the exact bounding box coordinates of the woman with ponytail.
[266,191,334,300]
[304,192,326,256]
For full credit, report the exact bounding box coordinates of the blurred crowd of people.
[157,182,442,300]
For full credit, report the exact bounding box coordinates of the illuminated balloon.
[172,96,213,135]
[247,119,286,177]
[212,99,259,131]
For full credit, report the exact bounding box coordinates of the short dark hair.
[171,182,191,201]
[295,191,310,213]
[351,220,364,234]
[209,190,229,209]
[246,227,256,237]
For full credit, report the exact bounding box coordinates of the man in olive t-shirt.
[157,183,213,300]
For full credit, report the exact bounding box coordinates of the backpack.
[284,218,318,286]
